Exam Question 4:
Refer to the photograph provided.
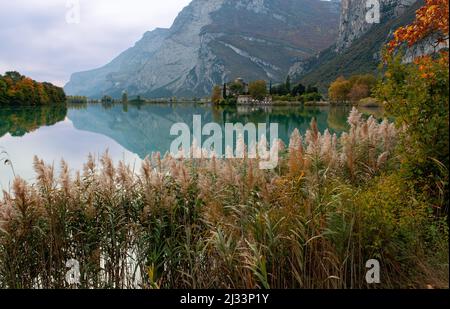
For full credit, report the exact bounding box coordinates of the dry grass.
[0,108,447,289]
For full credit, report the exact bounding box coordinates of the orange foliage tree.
[211,85,222,104]
[0,71,65,105]
[349,83,370,103]
[377,0,449,204]
[387,0,449,82]
[389,0,449,52]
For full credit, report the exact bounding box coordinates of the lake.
[0,103,383,190]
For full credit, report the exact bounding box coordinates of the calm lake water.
[0,103,383,190]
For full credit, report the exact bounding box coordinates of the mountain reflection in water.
[0,102,382,189]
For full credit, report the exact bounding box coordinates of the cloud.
[0,0,191,86]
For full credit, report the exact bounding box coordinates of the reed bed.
[0,108,447,289]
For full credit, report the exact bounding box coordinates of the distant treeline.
[270,76,322,102]
[66,96,88,104]
[0,71,66,105]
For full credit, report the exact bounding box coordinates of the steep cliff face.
[290,0,421,92]
[65,0,340,98]
[336,0,416,52]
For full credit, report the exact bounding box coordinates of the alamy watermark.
[366,0,381,24]
[65,258,81,285]
[170,115,279,170]
[66,0,81,24]
[64,257,381,285]
[365,259,381,284]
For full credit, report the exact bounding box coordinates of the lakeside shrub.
[375,51,449,214]
[328,74,377,104]
[382,0,449,215]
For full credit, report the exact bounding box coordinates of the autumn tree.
[0,78,7,104]
[211,85,222,104]
[389,0,449,53]
[248,80,267,100]
[349,83,370,103]
[0,71,65,105]
[328,73,376,103]
[328,76,352,103]
[349,74,377,91]
[377,0,449,206]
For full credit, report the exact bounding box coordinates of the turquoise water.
[0,103,383,189]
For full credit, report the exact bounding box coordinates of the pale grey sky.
[0,0,192,86]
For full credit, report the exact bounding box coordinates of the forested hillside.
[0,71,66,105]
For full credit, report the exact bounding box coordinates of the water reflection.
[67,103,358,159]
[0,104,67,137]
[0,102,383,188]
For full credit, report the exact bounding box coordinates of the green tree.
[101,95,113,103]
[248,80,267,100]
[5,71,23,83]
[122,91,128,103]
[0,71,64,105]
[222,83,227,99]
[302,92,322,102]
[67,96,88,104]
[306,85,319,94]
[229,82,244,96]
[272,84,288,95]
[285,75,291,93]
[375,51,449,205]
[291,83,306,96]
[350,74,376,88]
[0,78,8,104]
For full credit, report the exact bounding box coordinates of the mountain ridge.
[291,0,421,92]
[65,0,340,99]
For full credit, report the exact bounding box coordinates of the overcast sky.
[0,0,191,86]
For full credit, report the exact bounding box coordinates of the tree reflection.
[0,104,68,137]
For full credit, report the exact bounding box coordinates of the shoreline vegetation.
[67,92,383,108]
[0,72,65,106]
[73,73,382,108]
[66,97,383,108]
[0,108,447,289]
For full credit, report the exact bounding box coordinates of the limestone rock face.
[287,0,423,92]
[65,0,340,98]
[335,0,416,52]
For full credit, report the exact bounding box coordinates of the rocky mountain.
[336,0,416,52]
[291,0,421,92]
[65,0,340,99]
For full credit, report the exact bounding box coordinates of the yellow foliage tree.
[211,85,222,104]
[328,76,352,103]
